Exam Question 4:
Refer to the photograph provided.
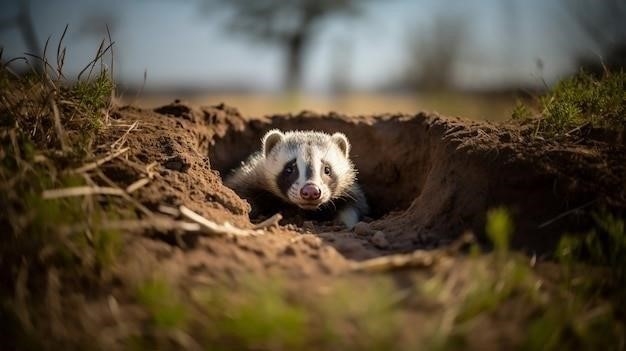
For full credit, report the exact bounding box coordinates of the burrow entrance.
[210,113,436,219]
[208,111,599,254]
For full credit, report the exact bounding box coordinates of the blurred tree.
[403,16,466,91]
[564,0,626,75]
[0,0,41,70]
[329,37,352,96]
[199,0,365,93]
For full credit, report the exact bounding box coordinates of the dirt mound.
[100,103,350,281]
[5,97,624,349]
[204,107,624,256]
[97,100,626,270]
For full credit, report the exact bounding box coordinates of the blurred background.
[1,0,624,120]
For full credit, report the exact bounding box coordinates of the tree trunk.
[18,0,42,72]
[285,33,306,93]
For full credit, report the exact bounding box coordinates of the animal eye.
[324,165,331,175]
[284,163,295,174]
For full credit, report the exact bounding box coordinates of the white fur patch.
[262,130,355,208]
[338,206,360,229]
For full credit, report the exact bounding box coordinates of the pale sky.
[0,0,601,92]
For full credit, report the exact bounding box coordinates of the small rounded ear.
[262,129,284,157]
[331,132,350,157]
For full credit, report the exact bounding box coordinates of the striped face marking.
[267,138,345,209]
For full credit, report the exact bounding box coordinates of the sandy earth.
[19,99,622,348]
[106,99,626,265]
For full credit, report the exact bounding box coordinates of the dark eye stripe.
[276,159,298,197]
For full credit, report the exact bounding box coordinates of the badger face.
[261,129,355,210]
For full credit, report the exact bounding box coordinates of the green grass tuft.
[136,278,189,329]
[511,100,533,120]
[513,70,625,135]
[485,207,514,254]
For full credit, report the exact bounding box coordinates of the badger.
[225,129,368,228]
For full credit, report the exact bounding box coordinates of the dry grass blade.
[77,39,114,81]
[158,205,181,217]
[42,186,125,199]
[110,121,138,150]
[179,205,264,237]
[55,24,68,79]
[145,161,158,172]
[15,262,33,331]
[9,129,21,165]
[58,217,201,235]
[72,147,129,173]
[49,96,69,152]
[96,170,153,217]
[101,218,201,232]
[106,24,114,83]
[126,177,151,193]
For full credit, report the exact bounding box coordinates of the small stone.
[283,246,297,256]
[163,155,190,172]
[354,221,373,236]
[370,231,389,249]
[302,221,315,232]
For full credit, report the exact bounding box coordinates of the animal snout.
[300,183,321,200]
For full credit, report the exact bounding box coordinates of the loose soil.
[8,99,626,349]
[111,99,625,273]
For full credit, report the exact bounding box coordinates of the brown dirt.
[108,99,626,261]
[62,100,624,347]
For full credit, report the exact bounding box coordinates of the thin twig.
[252,213,283,230]
[118,157,157,178]
[538,200,596,229]
[350,250,444,273]
[125,177,150,193]
[565,122,591,136]
[145,161,158,174]
[96,170,153,217]
[179,205,264,237]
[72,147,129,173]
[42,186,125,199]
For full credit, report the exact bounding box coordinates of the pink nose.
[300,184,321,200]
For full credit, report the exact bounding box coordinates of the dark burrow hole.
[209,114,434,222]
[207,112,602,255]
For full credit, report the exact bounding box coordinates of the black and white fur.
[225,129,368,228]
